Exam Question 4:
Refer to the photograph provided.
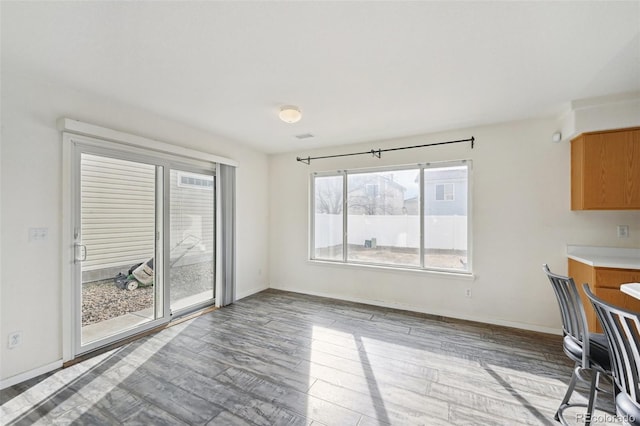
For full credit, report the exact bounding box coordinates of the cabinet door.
[596,288,640,313]
[569,259,598,331]
[595,268,640,289]
[582,129,640,209]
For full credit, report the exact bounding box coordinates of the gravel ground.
[82,262,214,326]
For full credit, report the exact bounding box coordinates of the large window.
[311,161,471,273]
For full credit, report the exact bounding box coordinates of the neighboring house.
[403,168,468,216]
[424,168,467,216]
[403,196,419,215]
[81,155,214,282]
[347,173,406,215]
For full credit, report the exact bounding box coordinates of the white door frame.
[62,132,219,361]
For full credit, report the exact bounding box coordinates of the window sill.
[306,259,476,281]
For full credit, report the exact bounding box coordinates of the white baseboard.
[270,284,562,336]
[0,360,63,390]
[236,284,269,301]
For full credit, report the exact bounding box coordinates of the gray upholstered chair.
[543,264,612,425]
[584,284,640,426]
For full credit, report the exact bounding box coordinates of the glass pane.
[170,170,215,311]
[347,169,420,266]
[80,154,157,345]
[314,175,344,260]
[424,165,468,271]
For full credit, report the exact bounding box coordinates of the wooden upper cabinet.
[571,127,640,210]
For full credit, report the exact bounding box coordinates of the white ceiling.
[2,1,639,153]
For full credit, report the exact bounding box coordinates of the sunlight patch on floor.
[0,332,172,424]
[306,325,394,423]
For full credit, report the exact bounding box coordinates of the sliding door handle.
[74,244,87,263]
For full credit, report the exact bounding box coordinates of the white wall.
[0,70,270,381]
[269,117,640,333]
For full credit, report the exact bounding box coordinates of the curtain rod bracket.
[471,136,475,149]
[371,149,381,159]
[296,156,311,165]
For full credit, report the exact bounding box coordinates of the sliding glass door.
[71,142,216,356]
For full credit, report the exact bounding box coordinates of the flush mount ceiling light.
[279,105,302,123]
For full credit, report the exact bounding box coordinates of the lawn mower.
[114,234,202,291]
[114,259,154,291]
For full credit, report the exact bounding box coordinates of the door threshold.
[63,305,218,368]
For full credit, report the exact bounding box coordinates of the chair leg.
[584,370,599,426]
[556,364,580,421]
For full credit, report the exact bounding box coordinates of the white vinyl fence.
[314,214,467,250]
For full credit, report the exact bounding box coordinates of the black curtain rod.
[296,136,474,165]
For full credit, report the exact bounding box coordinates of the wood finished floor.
[1,289,614,425]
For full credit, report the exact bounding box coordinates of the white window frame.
[365,183,379,198]
[177,171,214,190]
[310,160,472,275]
[435,182,455,201]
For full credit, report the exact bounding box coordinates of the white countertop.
[567,245,640,270]
[621,283,640,300]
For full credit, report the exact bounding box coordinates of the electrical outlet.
[465,288,472,298]
[8,331,22,349]
[617,225,630,238]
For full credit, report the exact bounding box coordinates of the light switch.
[28,227,48,242]
[617,225,629,238]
